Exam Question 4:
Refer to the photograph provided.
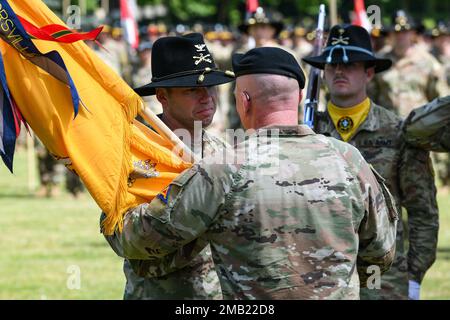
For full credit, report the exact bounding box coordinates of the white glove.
[408,280,421,300]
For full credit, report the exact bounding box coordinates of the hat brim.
[133,71,235,96]
[303,52,392,73]
[238,22,284,37]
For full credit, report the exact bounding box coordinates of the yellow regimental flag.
[0,0,192,235]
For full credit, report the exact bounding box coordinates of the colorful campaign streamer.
[0,0,80,117]
[0,0,103,171]
[18,16,103,43]
[0,0,192,234]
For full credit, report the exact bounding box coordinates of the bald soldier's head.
[235,74,301,129]
[232,47,305,130]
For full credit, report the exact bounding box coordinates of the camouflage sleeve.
[111,163,233,261]
[403,96,450,152]
[399,144,439,283]
[356,164,398,287]
[336,143,398,287]
[101,210,211,276]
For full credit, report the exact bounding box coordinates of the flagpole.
[329,0,338,26]
[102,0,109,15]
[63,0,70,17]
[138,105,199,163]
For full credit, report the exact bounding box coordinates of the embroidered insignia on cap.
[331,29,350,45]
[193,53,212,65]
[337,116,354,133]
[157,185,172,205]
[194,44,206,52]
[331,29,350,46]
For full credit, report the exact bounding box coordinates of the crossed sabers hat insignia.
[193,43,212,65]
[193,53,212,65]
[331,28,350,45]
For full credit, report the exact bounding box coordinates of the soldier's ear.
[155,88,169,107]
[241,91,251,114]
[299,90,303,104]
[366,67,375,82]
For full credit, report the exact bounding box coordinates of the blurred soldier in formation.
[111,27,132,84]
[146,23,168,44]
[227,6,297,129]
[368,10,448,117]
[204,28,236,137]
[430,21,450,89]
[93,25,122,76]
[35,139,64,197]
[236,7,297,58]
[65,170,84,198]
[368,11,449,190]
[370,25,391,54]
[132,41,162,115]
[292,26,314,61]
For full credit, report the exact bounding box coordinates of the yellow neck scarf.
[328,98,371,142]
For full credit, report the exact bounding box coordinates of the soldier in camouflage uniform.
[403,95,450,153]
[430,21,450,87]
[108,47,397,300]
[35,137,64,197]
[65,170,84,198]
[303,25,439,300]
[368,11,448,117]
[366,13,449,192]
[102,33,235,299]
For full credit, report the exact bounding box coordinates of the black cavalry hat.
[390,10,418,32]
[238,7,284,36]
[232,47,305,89]
[302,24,392,73]
[133,33,235,96]
[430,20,449,38]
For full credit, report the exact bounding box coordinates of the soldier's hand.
[408,280,421,300]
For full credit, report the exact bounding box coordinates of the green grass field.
[0,149,449,299]
[0,149,124,299]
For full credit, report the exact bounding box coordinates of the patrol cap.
[232,47,305,89]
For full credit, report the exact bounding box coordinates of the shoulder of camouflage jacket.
[402,96,450,152]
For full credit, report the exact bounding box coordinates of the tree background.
[133,0,450,27]
[45,0,450,29]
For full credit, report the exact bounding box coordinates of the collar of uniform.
[319,100,380,138]
[256,124,315,136]
[355,100,381,133]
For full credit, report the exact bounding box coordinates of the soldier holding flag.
[103,33,235,300]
